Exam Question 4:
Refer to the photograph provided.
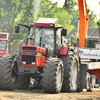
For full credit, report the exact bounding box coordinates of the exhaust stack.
[33,23,36,45]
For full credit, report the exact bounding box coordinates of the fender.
[60,46,69,55]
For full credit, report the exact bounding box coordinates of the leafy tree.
[0,0,24,33]
[18,0,33,25]
[54,8,75,33]
[10,0,34,45]
[63,0,77,14]
[38,0,57,18]
[87,7,98,28]
[63,0,79,28]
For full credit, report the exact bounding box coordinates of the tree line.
[0,0,99,45]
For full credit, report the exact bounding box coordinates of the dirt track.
[0,89,100,100]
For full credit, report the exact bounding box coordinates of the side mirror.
[61,29,67,36]
[15,26,20,33]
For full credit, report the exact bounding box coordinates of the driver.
[41,31,51,47]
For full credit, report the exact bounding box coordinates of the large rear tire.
[61,51,80,92]
[42,58,64,93]
[0,55,15,90]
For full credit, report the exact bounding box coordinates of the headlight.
[31,62,35,65]
[37,52,42,56]
[22,61,26,64]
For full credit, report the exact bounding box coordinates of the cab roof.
[30,18,63,28]
[36,18,57,24]
[0,32,9,41]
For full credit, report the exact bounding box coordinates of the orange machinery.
[78,0,88,47]
[77,0,100,89]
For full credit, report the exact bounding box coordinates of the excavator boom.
[78,0,88,47]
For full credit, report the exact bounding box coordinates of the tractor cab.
[28,23,55,48]
[0,32,9,56]
[15,18,67,58]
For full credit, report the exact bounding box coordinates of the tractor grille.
[22,47,36,51]
[22,51,37,55]
[22,55,35,65]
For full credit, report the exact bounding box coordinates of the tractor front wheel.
[42,58,64,93]
[0,55,16,90]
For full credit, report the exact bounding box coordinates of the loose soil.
[0,89,100,100]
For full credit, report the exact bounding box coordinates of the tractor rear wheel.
[0,55,15,90]
[61,51,80,92]
[42,58,64,93]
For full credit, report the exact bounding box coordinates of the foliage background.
[0,0,99,48]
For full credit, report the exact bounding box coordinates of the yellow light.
[57,47,60,49]
[0,30,2,32]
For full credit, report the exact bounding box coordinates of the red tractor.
[0,31,9,56]
[0,18,81,93]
